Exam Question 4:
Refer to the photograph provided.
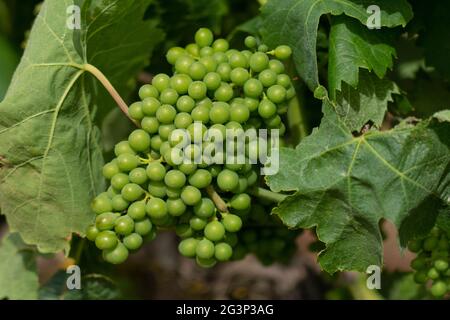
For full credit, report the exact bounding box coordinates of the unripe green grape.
[164,170,186,189]
[249,52,269,72]
[121,183,144,201]
[150,135,163,151]
[186,43,200,56]
[189,169,212,189]
[181,186,202,206]
[216,63,231,81]
[196,239,215,259]
[139,84,159,100]
[229,104,250,123]
[111,195,129,211]
[158,124,175,141]
[189,61,207,80]
[230,193,251,210]
[86,225,99,241]
[160,88,179,106]
[427,267,440,280]
[134,218,153,236]
[212,38,229,52]
[115,215,135,236]
[265,114,282,128]
[102,161,120,180]
[243,79,263,98]
[212,52,227,64]
[204,221,225,241]
[267,84,287,103]
[410,257,426,270]
[200,46,214,57]
[170,74,192,94]
[209,102,230,124]
[166,186,181,199]
[190,216,207,231]
[277,74,292,88]
[114,141,135,156]
[423,237,439,251]
[178,163,197,175]
[166,198,187,216]
[258,99,277,119]
[194,198,215,219]
[215,242,233,261]
[127,201,146,220]
[258,44,268,52]
[128,102,144,120]
[225,157,244,172]
[176,95,196,113]
[191,105,210,123]
[146,162,165,181]
[176,224,193,238]
[217,169,239,191]
[214,83,234,102]
[244,36,257,49]
[203,72,222,90]
[123,233,143,250]
[111,173,129,190]
[268,59,285,74]
[117,153,138,172]
[413,271,428,284]
[286,86,296,100]
[229,52,248,69]
[156,104,176,124]
[430,281,447,297]
[188,81,207,100]
[274,45,292,60]
[166,46,185,65]
[129,129,151,151]
[141,97,160,116]
[258,69,277,87]
[434,259,449,271]
[230,67,249,86]
[152,73,170,92]
[92,195,113,214]
[174,112,193,129]
[222,214,242,232]
[175,55,195,74]
[129,167,147,185]
[195,28,214,48]
[233,177,248,194]
[196,256,217,268]
[184,143,202,162]
[103,242,128,264]
[244,97,259,112]
[141,117,159,134]
[146,197,167,219]
[179,238,199,258]
[95,230,118,250]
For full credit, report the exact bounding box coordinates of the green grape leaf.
[0,0,163,253]
[335,69,400,131]
[328,15,397,99]
[260,0,412,91]
[267,101,450,273]
[0,35,19,100]
[0,233,39,299]
[39,271,121,300]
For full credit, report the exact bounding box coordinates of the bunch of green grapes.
[85,28,295,267]
[231,203,301,265]
[409,227,450,298]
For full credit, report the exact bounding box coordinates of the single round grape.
[277,74,292,88]
[258,69,277,87]
[410,257,426,270]
[166,186,181,198]
[102,161,119,180]
[176,224,194,238]
[268,59,285,74]
[212,38,229,52]
[244,97,259,112]
[274,45,292,60]
[434,259,449,271]
[164,170,186,189]
[222,214,242,232]
[258,99,277,119]
[229,52,248,69]
[141,117,159,134]
[128,129,151,152]
[265,114,282,128]
[216,63,231,81]
[150,135,163,151]
[215,242,233,261]
[92,195,113,214]
[114,141,136,156]
[178,238,199,258]
[188,81,207,100]
[427,267,440,280]
[230,67,249,86]
[188,169,213,189]
[174,112,193,129]
[196,256,217,268]
[190,216,207,231]
[196,239,215,259]
[243,79,263,98]
[217,169,239,192]
[230,193,251,210]
[203,72,222,90]
[156,104,176,124]
[181,186,202,206]
[423,237,439,251]
[170,74,192,94]
[166,46,185,65]
[146,197,167,219]
[209,165,222,177]
[95,230,118,250]
[176,95,196,113]
[195,28,214,48]
[214,83,234,102]
[86,225,99,241]
[128,102,144,121]
[141,97,160,116]
[115,215,134,236]
[134,218,153,236]
[117,153,138,172]
[191,105,210,123]
[139,84,159,100]
[213,52,227,64]
[152,73,170,92]
[121,183,144,201]
[178,163,197,175]
[286,87,296,100]
[199,56,217,72]
[204,221,225,241]
[189,61,207,80]
[229,104,250,123]
[129,167,147,185]
[145,162,165,182]
[209,102,230,124]
[123,233,143,251]
[160,88,179,105]
[111,195,129,211]
[430,281,447,297]
[258,44,268,52]
[244,36,257,48]
[413,271,428,284]
[246,170,258,186]
[103,242,128,264]
[267,84,286,103]
[193,198,215,219]
[127,201,146,220]
[167,198,187,216]
[200,46,214,57]
[111,173,129,190]
[249,52,269,72]
[186,43,200,56]
[175,55,195,74]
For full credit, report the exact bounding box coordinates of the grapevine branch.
[206,185,229,213]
